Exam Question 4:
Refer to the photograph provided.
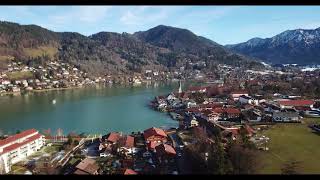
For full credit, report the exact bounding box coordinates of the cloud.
[47,6,111,27]
[119,6,181,27]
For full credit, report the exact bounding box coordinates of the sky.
[0,6,320,45]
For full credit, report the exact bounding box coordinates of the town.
[1,62,320,174]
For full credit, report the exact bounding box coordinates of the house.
[239,95,259,105]
[143,127,167,144]
[278,100,314,109]
[272,112,301,122]
[230,90,249,101]
[185,99,197,108]
[303,109,320,118]
[146,141,161,152]
[187,86,207,94]
[261,102,281,113]
[0,129,45,174]
[221,128,239,141]
[166,93,177,101]
[105,132,121,144]
[155,144,176,163]
[184,115,199,128]
[123,168,137,175]
[199,109,220,122]
[74,158,99,175]
[117,135,135,155]
[213,107,241,120]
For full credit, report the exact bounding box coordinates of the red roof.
[144,127,167,140]
[279,100,314,107]
[124,169,137,175]
[295,106,312,111]
[213,107,241,114]
[119,135,134,148]
[155,144,176,155]
[147,141,161,150]
[107,132,121,143]
[199,103,223,109]
[0,129,38,147]
[185,107,201,113]
[188,86,207,92]
[230,90,249,95]
[1,133,43,155]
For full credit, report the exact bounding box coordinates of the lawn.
[43,144,62,154]
[7,71,34,80]
[23,46,58,59]
[257,118,320,174]
[10,164,28,174]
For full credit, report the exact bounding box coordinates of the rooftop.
[0,129,38,147]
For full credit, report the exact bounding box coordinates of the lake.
[0,82,180,136]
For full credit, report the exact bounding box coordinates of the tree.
[66,136,73,145]
[207,140,232,174]
[227,143,259,174]
[73,140,79,146]
[281,159,301,175]
[16,130,21,134]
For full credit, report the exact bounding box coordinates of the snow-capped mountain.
[225,27,320,65]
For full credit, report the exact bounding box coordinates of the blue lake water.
[0,82,180,135]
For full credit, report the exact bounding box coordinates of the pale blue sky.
[0,6,320,45]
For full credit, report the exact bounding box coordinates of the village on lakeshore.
[1,65,320,174]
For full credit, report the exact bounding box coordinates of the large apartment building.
[0,129,45,174]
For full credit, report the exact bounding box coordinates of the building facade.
[0,129,45,174]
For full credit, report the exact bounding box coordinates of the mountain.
[225,28,320,65]
[0,21,263,76]
[134,25,262,68]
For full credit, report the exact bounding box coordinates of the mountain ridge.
[0,21,264,76]
[225,27,320,65]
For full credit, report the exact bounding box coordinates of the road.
[168,132,189,174]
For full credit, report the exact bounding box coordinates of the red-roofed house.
[155,144,176,163]
[278,100,314,109]
[106,132,121,144]
[117,135,135,156]
[143,127,167,144]
[188,86,207,94]
[147,141,161,152]
[0,129,45,173]
[74,158,99,175]
[213,107,241,120]
[123,168,138,175]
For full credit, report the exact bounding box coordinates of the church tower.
[178,80,182,94]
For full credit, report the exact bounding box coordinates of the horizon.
[1,6,320,45]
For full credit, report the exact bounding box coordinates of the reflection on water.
[0,82,179,135]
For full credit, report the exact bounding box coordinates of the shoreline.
[0,79,182,97]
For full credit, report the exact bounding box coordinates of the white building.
[239,95,259,105]
[0,129,45,174]
[230,91,249,101]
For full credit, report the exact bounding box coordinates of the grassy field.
[7,71,34,80]
[10,165,29,174]
[257,118,320,174]
[23,46,57,59]
[0,55,14,61]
